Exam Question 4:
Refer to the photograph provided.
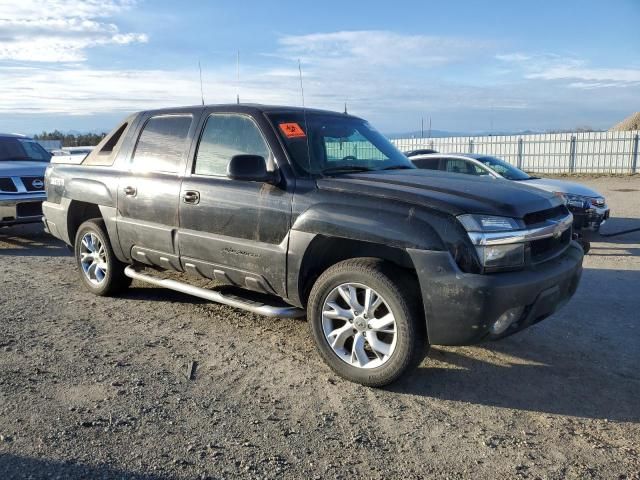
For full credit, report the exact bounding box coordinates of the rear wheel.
[74,219,131,296]
[307,258,427,387]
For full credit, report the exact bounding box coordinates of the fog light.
[475,243,525,269]
[491,306,524,335]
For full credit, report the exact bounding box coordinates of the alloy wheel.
[79,232,108,285]
[321,282,397,369]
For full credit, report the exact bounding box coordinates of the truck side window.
[131,115,193,173]
[194,114,270,177]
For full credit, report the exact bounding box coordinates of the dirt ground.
[1,176,639,480]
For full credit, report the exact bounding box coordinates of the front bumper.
[570,204,610,235]
[408,241,584,345]
[0,193,46,226]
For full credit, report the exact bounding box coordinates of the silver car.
[0,133,51,227]
[409,153,610,253]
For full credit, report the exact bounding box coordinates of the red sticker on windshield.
[279,122,306,138]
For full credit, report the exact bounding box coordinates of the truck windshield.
[0,137,52,162]
[267,112,414,175]
[477,156,531,181]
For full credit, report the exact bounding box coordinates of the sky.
[0,0,639,135]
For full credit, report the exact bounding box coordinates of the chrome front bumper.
[0,192,46,226]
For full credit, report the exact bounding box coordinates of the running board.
[124,266,305,318]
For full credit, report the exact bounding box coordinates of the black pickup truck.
[43,104,583,386]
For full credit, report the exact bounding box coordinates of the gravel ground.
[1,176,639,480]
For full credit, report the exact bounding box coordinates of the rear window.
[131,115,193,173]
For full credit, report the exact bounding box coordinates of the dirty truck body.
[43,104,583,386]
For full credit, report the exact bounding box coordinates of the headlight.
[562,193,590,209]
[561,193,606,209]
[457,214,526,270]
[457,214,522,232]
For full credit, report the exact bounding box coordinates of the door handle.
[123,186,137,196]
[183,190,200,204]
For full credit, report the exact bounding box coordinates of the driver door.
[177,112,292,297]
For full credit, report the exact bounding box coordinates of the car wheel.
[307,258,427,387]
[74,219,132,296]
[579,240,591,254]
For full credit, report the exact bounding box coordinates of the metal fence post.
[569,136,577,173]
[632,133,639,174]
[517,138,524,170]
[469,139,474,154]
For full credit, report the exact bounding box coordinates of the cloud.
[528,65,640,85]
[1,24,637,133]
[275,30,486,69]
[0,0,147,62]
[496,52,640,88]
[0,29,495,118]
[495,53,531,62]
[0,65,297,115]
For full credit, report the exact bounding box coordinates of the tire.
[580,240,591,254]
[307,258,427,387]
[74,219,132,296]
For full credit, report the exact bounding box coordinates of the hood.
[520,177,603,198]
[317,169,562,218]
[0,160,49,176]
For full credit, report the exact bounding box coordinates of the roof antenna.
[236,50,240,104]
[198,60,205,106]
[298,59,312,171]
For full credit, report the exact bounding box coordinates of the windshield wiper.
[321,165,374,175]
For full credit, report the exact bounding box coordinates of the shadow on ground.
[121,286,210,305]
[390,266,640,423]
[0,223,69,257]
[589,216,640,257]
[0,454,169,480]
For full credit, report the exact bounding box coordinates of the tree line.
[33,130,107,147]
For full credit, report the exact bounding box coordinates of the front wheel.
[579,240,591,254]
[307,258,427,387]
[74,219,132,296]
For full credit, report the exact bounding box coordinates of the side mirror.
[226,155,275,182]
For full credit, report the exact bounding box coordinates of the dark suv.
[43,104,583,386]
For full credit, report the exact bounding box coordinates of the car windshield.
[267,112,414,175]
[0,137,51,162]
[477,156,530,181]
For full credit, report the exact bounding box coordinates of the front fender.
[291,202,447,251]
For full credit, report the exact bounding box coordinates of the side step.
[124,266,305,319]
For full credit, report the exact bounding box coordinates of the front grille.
[523,205,569,226]
[0,177,17,192]
[530,228,571,263]
[21,176,45,192]
[16,202,43,218]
